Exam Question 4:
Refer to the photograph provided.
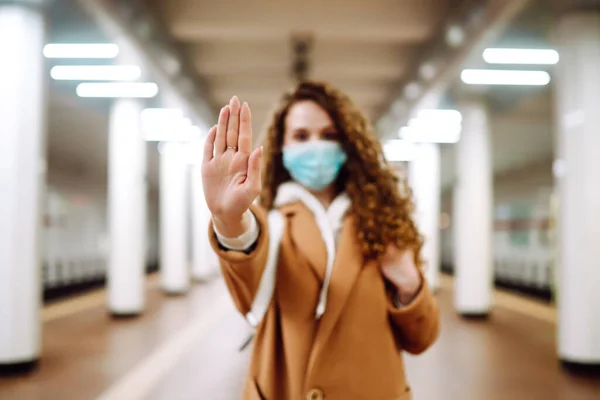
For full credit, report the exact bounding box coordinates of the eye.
[291,129,310,141]
[321,130,340,141]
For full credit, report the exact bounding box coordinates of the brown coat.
[210,202,440,400]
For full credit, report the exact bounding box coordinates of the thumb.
[245,146,263,195]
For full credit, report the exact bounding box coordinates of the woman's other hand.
[380,246,422,305]
[202,96,263,238]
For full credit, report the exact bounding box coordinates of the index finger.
[238,102,253,154]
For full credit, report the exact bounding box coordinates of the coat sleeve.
[208,204,270,316]
[387,272,440,355]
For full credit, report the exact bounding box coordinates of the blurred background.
[1,0,599,399]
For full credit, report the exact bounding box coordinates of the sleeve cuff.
[213,209,259,251]
[388,274,430,321]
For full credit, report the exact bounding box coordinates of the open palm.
[202,96,262,225]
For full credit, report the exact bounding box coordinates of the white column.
[453,101,493,316]
[409,144,441,291]
[107,99,147,315]
[554,11,600,369]
[191,162,220,280]
[0,2,46,371]
[159,142,190,294]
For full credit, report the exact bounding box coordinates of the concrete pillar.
[107,98,147,315]
[409,144,441,291]
[159,142,190,294]
[191,162,220,281]
[0,1,46,372]
[453,101,494,317]
[554,11,600,371]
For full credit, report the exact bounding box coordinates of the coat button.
[306,388,324,400]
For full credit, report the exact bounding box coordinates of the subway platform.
[0,275,598,400]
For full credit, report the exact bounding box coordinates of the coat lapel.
[306,214,363,374]
[283,203,328,279]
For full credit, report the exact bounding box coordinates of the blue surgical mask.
[282,141,347,191]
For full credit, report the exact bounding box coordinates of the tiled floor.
[0,274,598,400]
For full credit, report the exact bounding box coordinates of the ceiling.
[143,0,466,135]
[45,0,557,196]
[439,0,556,189]
[46,0,162,190]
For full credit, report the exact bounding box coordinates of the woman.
[202,81,439,400]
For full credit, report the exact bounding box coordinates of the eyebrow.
[289,125,335,131]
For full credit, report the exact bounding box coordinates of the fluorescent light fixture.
[76,82,159,98]
[146,125,196,142]
[187,125,203,141]
[415,109,462,124]
[461,69,551,85]
[50,65,141,81]
[419,63,437,80]
[146,130,194,142]
[400,126,461,144]
[400,109,462,143]
[141,108,184,124]
[483,48,559,65]
[157,141,188,156]
[383,139,416,162]
[43,43,119,59]
[404,82,420,99]
[407,118,462,136]
[446,25,464,47]
[157,139,207,165]
[142,108,200,142]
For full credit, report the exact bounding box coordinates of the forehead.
[285,100,334,131]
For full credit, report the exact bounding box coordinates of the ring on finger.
[227,146,238,150]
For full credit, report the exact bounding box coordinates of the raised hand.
[202,96,263,238]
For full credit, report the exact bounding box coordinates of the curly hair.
[259,81,423,264]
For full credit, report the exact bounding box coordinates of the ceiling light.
[416,109,462,124]
[141,108,184,123]
[383,139,416,162]
[400,126,461,144]
[461,69,551,85]
[146,129,194,142]
[157,138,207,165]
[50,65,141,81]
[446,25,464,47]
[419,63,437,80]
[142,108,199,142]
[76,82,159,98]
[43,43,119,59]
[404,83,420,99]
[401,109,462,144]
[149,125,201,144]
[408,118,462,134]
[483,48,559,65]
[400,107,462,144]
